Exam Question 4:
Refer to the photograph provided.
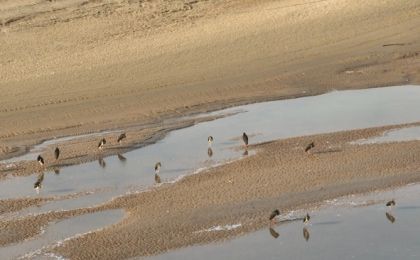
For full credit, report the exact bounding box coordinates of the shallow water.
[353,125,420,145]
[150,183,420,260]
[0,209,124,260]
[2,85,420,258]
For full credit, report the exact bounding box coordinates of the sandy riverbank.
[1,0,419,159]
[1,123,420,258]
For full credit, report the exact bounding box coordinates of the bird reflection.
[117,153,127,162]
[155,173,161,184]
[243,150,248,156]
[34,172,45,193]
[385,212,396,223]
[98,158,106,168]
[207,147,213,157]
[53,168,60,175]
[269,227,279,239]
[303,227,310,241]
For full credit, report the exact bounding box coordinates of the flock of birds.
[267,199,397,241]
[32,130,398,237]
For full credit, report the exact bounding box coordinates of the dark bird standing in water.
[385,212,396,223]
[269,227,279,239]
[207,147,213,157]
[386,199,396,207]
[155,162,162,173]
[117,133,126,143]
[98,138,106,149]
[34,172,44,192]
[117,154,127,162]
[37,155,45,166]
[305,142,315,153]
[269,209,280,223]
[54,147,60,160]
[242,132,249,147]
[303,213,311,224]
[303,227,310,241]
[208,136,214,147]
[155,173,161,184]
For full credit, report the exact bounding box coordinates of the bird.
[117,153,127,162]
[53,168,60,175]
[155,162,161,173]
[386,199,396,207]
[208,136,214,147]
[305,142,315,153]
[117,133,126,143]
[54,147,60,160]
[207,147,213,157]
[98,158,106,168]
[242,132,249,147]
[269,209,280,222]
[303,227,310,241]
[34,172,44,192]
[385,212,396,223]
[269,227,279,239]
[37,155,45,166]
[303,213,311,224]
[243,150,248,156]
[155,173,161,184]
[98,138,106,149]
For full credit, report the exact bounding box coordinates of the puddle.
[352,126,420,145]
[1,85,420,258]
[149,184,420,260]
[0,209,124,260]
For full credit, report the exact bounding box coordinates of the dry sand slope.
[0,0,419,156]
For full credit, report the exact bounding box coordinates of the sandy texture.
[1,0,420,157]
[1,124,420,258]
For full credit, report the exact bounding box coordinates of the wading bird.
[37,155,45,166]
[305,142,315,153]
[117,133,126,143]
[155,162,162,174]
[208,136,214,147]
[242,132,249,147]
[54,147,60,160]
[269,209,280,223]
[98,138,106,149]
[303,213,311,224]
[386,199,396,207]
[303,227,310,241]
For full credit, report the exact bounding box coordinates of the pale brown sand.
[2,124,420,258]
[1,0,419,158]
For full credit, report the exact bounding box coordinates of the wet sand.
[1,0,420,159]
[2,124,420,258]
